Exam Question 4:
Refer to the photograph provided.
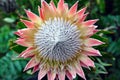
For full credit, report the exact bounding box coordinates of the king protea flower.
[15,0,104,80]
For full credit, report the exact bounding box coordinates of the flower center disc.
[35,18,81,62]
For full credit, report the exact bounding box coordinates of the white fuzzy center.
[35,18,81,62]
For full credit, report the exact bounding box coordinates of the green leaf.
[3,17,15,23]
[97,30,113,34]
[16,22,26,29]
[53,0,59,6]
[91,34,108,44]
[11,44,26,54]
[96,0,105,13]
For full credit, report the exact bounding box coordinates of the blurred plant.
[0,0,17,13]
[0,51,29,80]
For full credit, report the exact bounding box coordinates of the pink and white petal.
[67,67,76,79]
[32,65,39,74]
[16,38,30,47]
[50,1,57,13]
[38,69,47,80]
[77,13,89,23]
[58,71,65,80]
[15,30,26,38]
[80,54,95,67]
[93,29,99,34]
[87,26,99,36]
[40,0,44,3]
[20,28,33,35]
[83,19,99,26]
[68,1,78,15]
[80,61,90,69]
[18,28,36,39]
[18,47,34,57]
[25,10,41,24]
[20,19,34,28]
[75,63,86,80]
[57,0,64,12]
[15,28,35,38]
[81,26,97,37]
[64,3,68,11]
[84,38,104,46]
[84,47,102,56]
[23,52,35,58]
[77,7,87,18]
[24,57,39,71]
[38,6,45,20]
[42,1,50,11]
[14,31,22,37]
[47,71,56,80]
[66,70,73,80]
[41,1,54,19]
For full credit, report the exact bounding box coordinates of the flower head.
[15,0,103,80]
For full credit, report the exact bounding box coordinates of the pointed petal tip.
[80,54,95,68]
[101,41,105,44]
[96,19,99,21]
[66,70,73,80]
[99,41,105,45]
[81,7,87,12]
[42,0,48,6]
[17,55,22,58]
[82,6,87,11]
[84,12,89,16]
[93,19,99,23]
[75,64,86,80]
[57,0,65,12]
[15,39,26,46]
[24,57,39,72]
[84,47,102,56]
[20,19,23,21]
[77,7,87,18]
[68,1,79,15]
[75,1,79,6]
[24,9,29,13]
[58,71,65,80]
[85,38,104,46]
[97,50,102,56]
[14,31,19,35]
[74,1,79,5]
[84,77,87,80]
[20,19,25,23]
[99,53,102,56]
[74,1,79,7]
[23,65,29,71]
[94,19,99,22]
[84,19,99,26]
[32,65,39,74]
[23,68,27,72]
[95,50,102,56]
[47,71,56,80]
[20,19,35,28]
[17,52,26,58]
[59,0,64,3]
[24,9,41,23]
[38,69,47,80]
[41,0,44,3]
[38,5,40,8]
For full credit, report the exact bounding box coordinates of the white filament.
[35,18,81,62]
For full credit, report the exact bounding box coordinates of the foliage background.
[0,0,120,80]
